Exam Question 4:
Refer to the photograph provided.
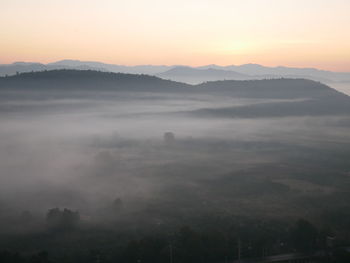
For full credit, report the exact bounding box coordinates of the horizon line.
[1,59,350,73]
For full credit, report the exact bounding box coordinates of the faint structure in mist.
[163,132,175,144]
[113,197,123,212]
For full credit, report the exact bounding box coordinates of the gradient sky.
[1,0,350,71]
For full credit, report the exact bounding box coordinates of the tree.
[290,219,318,252]
[163,132,175,145]
[46,208,80,231]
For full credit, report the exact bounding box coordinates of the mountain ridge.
[0,69,347,98]
[1,69,349,118]
[1,60,350,84]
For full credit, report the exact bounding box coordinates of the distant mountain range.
[1,69,349,118]
[1,60,350,84]
[156,66,251,84]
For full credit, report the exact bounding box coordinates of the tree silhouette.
[46,208,80,231]
[290,219,318,252]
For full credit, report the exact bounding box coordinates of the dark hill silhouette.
[188,79,350,117]
[0,70,343,98]
[196,78,346,99]
[1,70,349,117]
[0,69,188,91]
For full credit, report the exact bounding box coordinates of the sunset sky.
[1,0,350,71]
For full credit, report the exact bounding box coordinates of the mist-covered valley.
[1,70,350,262]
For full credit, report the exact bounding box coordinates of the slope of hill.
[0,70,343,98]
[196,78,346,99]
[0,69,188,92]
[1,70,349,118]
[187,79,350,118]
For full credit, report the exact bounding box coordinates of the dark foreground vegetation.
[1,209,350,263]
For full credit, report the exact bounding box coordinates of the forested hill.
[0,69,189,91]
[196,78,348,99]
[0,70,349,102]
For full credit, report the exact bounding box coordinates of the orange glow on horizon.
[1,0,350,72]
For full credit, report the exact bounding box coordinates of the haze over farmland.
[0,69,349,261]
[1,0,350,262]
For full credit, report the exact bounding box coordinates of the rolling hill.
[1,70,349,118]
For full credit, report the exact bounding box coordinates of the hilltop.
[1,70,349,117]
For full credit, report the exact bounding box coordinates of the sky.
[1,0,350,71]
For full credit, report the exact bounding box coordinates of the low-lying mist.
[0,73,350,263]
[1,89,350,229]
